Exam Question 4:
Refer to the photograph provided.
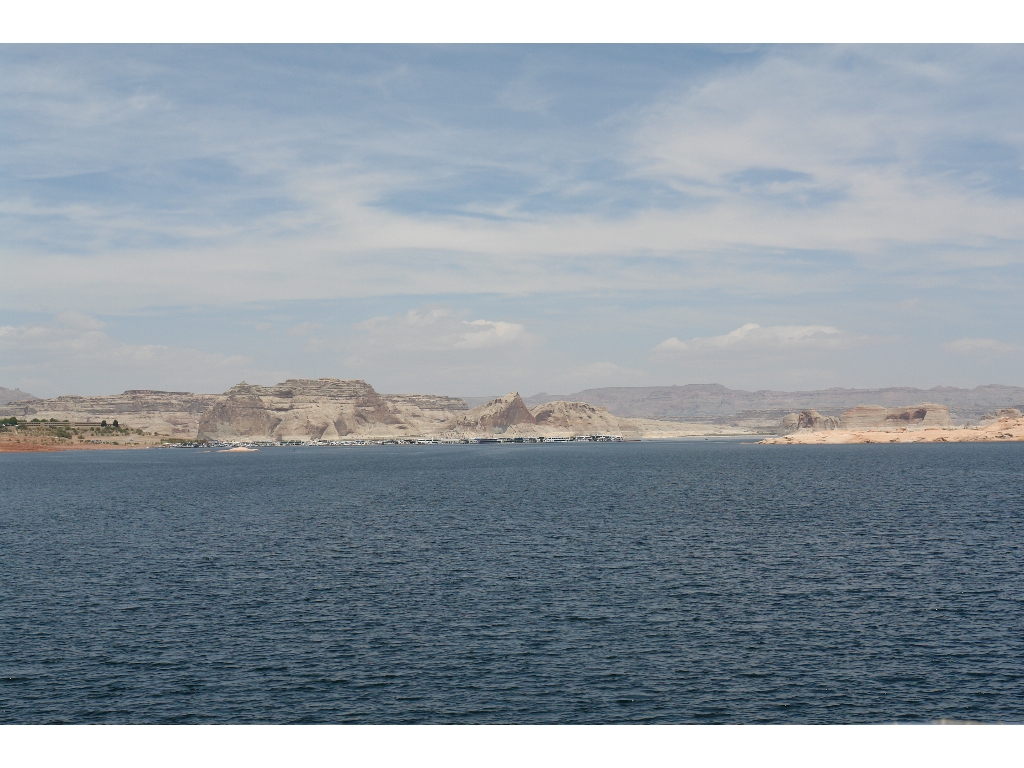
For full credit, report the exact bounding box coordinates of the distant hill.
[0,386,37,405]
[522,384,1024,422]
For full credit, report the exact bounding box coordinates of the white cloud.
[452,319,529,350]
[945,337,1020,354]
[4,49,1024,320]
[3,49,1024,394]
[53,310,107,330]
[653,323,853,355]
[354,308,537,354]
[0,314,271,397]
[287,307,556,396]
[286,322,322,336]
[627,47,1024,259]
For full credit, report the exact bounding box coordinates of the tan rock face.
[780,410,841,434]
[2,379,785,442]
[0,390,217,437]
[196,379,465,441]
[196,391,283,440]
[529,401,629,434]
[536,383,1024,422]
[444,392,536,434]
[533,401,601,428]
[384,394,469,413]
[841,402,951,429]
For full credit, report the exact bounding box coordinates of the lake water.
[2,441,1023,723]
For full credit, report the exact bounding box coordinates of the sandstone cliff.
[778,402,953,435]
[197,379,469,441]
[443,392,536,434]
[840,403,951,430]
[0,390,217,437]
[1,378,735,443]
[441,394,698,438]
[531,401,638,437]
[779,410,841,434]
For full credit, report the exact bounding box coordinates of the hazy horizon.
[7,377,1024,404]
[3,45,1023,398]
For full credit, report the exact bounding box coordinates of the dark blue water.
[2,441,1023,723]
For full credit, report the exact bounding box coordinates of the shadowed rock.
[197,379,464,441]
[532,401,609,430]
[841,402,951,429]
[445,392,536,434]
[780,410,841,434]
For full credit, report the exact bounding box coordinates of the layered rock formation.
[18,377,1001,443]
[840,403,951,430]
[441,392,641,437]
[0,378,753,443]
[532,401,618,432]
[197,379,469,441]
[443,393,657,438]
[524,383,1024,424]
[779,402,952,434]
[444,392,537,434]
[779,410,841,434]
[990,408,1023,420]
[0,390,217,437]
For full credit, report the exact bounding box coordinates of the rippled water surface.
[2,441,1023,723]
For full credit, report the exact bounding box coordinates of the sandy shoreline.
[0,436,153,453]
[5,417,1023,453]
[760,416,1024,445]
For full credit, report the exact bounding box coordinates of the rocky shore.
[761,413,1024,444]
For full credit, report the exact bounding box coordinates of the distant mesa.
[525,383,1024,424]
[781,403,952,433]
[0,386,38,405]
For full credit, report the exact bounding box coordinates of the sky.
[2,44,1023,398]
